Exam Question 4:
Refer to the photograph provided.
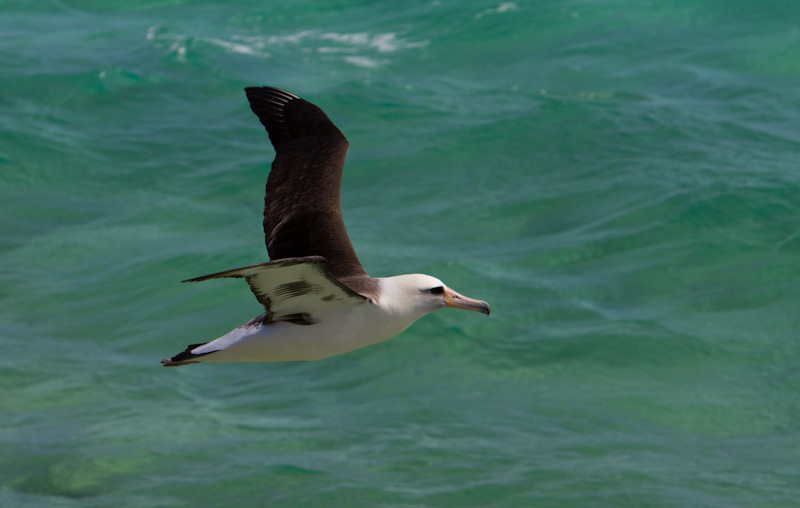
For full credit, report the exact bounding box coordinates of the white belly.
[193,301,416,363]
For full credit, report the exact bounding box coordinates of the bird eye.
[429,286,445,295]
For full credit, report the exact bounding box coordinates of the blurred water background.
[2,1,799,506]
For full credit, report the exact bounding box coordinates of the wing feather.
[183,257,368,319]
[244,87,369,280]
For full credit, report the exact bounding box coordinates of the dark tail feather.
[161,343,216,367]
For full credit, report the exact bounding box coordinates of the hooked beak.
[444,287,491,315]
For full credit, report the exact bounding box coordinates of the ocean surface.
[2,1,799,506]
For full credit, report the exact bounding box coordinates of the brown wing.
[244,87,368,280]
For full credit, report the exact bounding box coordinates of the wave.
[145,25,426,67]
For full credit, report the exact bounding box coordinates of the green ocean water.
[2,0,800,506]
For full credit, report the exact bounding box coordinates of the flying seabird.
[162,87,490,367]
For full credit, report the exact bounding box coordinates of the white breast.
[194,277,429,362]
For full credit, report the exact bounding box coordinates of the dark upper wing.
[244,86,368,280]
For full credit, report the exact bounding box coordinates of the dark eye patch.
[429,286,445,295]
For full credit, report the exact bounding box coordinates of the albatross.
[162,87,490,367]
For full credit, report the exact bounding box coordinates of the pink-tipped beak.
[444,287,491,315]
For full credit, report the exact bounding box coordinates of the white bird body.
[193,276,435,362]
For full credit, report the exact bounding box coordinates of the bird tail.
[161,343,216,367]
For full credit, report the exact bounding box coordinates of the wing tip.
[244,86,300,104]
[161,342,215,367]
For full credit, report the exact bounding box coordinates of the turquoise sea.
[2,1,799,506]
